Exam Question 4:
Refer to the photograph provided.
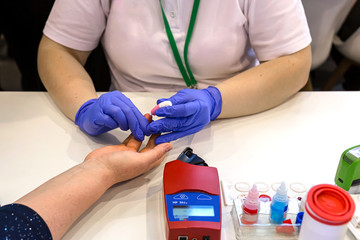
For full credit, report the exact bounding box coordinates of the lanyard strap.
[160,0,200,88]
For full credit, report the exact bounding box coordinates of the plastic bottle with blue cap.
[270,181,289,224]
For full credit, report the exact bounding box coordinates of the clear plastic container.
[232,197,303,239]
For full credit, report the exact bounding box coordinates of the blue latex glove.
[148,86,222,144]
[75,91,149,141]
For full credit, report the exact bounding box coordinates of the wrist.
[80,159,117,188]
[203,86,222,121]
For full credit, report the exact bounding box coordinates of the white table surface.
[0,91,359,239]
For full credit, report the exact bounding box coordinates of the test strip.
[151,100,172,115]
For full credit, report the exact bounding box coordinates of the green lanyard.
[159,0,200,89]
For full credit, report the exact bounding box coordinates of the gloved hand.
[148,86,222,144]
[75,91,149,141]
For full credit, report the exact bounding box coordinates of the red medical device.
[163,152,221,240]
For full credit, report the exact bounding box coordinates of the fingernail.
[164,143,173,152]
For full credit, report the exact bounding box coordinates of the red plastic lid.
[259,194,272,202]
[305,184,355,225]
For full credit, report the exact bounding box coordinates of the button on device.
[197,194,212,200]
[178,236,188,240]
[174,194,188,200]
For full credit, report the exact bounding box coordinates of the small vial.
[270,181,289,224]
[241,184,260,224]
[150,100,172,115]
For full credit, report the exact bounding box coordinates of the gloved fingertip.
[155,135,173,145]
[145,127,152,136]
[148,129,157,135]
[146,124,157,134]
[134,134,144,141]
[154,137,163,145]
[138,130,146,141]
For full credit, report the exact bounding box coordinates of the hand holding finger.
[148,87,222,142]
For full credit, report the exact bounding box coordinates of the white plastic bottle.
[299,184,355,240]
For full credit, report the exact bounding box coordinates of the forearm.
[216,45,312,118]
[38,35,98,121]
[15,160,114,240]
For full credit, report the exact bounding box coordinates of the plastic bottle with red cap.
[241,184,260,224]
[298,184,355,240]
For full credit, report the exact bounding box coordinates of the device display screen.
[173,205,215,218]
[349,147,360,158]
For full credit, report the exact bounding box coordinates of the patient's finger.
[121,114,152,151]
[140,133,162,153]
[144,113,152,123]
[146,134,160,149]
[126,136,143,151]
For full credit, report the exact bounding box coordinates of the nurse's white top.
[44,0,311,92]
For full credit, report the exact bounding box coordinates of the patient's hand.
[84,114,172,184]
